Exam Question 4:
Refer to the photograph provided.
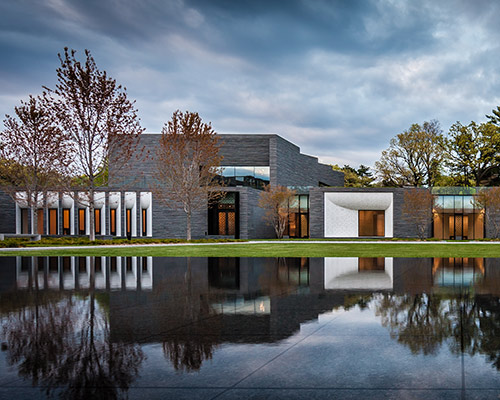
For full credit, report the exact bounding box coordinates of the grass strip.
[1,242,500,258]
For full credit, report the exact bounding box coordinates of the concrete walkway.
[0,239,498,252]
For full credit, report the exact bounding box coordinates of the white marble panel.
[324,192,393,237]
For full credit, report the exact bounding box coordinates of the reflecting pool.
[1,256,500,399]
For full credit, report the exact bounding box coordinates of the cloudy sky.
[1,0,500,168]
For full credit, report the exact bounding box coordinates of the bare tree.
[258,184,296,239]
[153,110,223,240]
[475,187,500,238]
[0,95,72,234]
[47,48,144,240]
[401,188,434,239]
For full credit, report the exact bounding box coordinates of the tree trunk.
[89,190,95,241]
[186,211,192,241]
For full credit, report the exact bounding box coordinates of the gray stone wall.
[109,134,157,190]
[218,134,270,165]
[109,134,273,189]
[392,188,432,239]
[309,188,325,238]
[0,190,16,233]
[271,135,343,187]
[244,187,275,239]
[485,210,500,238]
[109,133,341,239]
[150,195,207,239]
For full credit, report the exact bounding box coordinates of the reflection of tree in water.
[1,258,145,399]
[375,292,500,370]
[377,293,452,355]
[474,296,500,369]
[162,311,220,372]
[2,292,75,386]
[162,258,221,372]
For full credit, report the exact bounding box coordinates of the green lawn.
[1,242,500,257]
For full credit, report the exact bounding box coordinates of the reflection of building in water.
[324,257,393,290]
[432,257,484,288]
[206,257,310,316]
[392,257,492,294]
[108,257,325,344]
[4,256,500,347]
[15,256,153,291]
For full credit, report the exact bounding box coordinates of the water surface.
[1,256,499,399]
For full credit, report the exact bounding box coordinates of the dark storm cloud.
[1,0,500,167]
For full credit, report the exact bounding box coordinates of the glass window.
[110,209,117,236]
[37,209,44,235]
[443,196,454,211]
[142,209,147,236]
[359,210,385,237]
[463,195,475,211]
[218,166,270,189]
[289,196,299,213]
[94,209,101,235]
[78,209,86,235]
[63,209,70,235]
[299,195,309,212]
[300,214,308,238]
[126,209,132,237]
[433,195,444,211]
[208,192,239,237]
[221,166,235,177]
[254,167,270,180]
[235,166,254,177]
[454,196,463,211]
[433,195,484,240]
[21,209,29,234]
[219,192,236,207]
[286,195,309,238]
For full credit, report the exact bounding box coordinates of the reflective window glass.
[254,167,270,180]
[221,167,235,177]
[463,195,475,210]
[219,166,270,189]
[433,195,444,211]
[235,167,254,177]
[299,195,309,212]
[443,196,454,211]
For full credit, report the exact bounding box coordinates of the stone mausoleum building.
[0,133,494,240]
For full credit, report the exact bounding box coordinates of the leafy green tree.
[445,121,500,186]
[375,120,444,187]
[332,164,375,187]
[486,105,500,127]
